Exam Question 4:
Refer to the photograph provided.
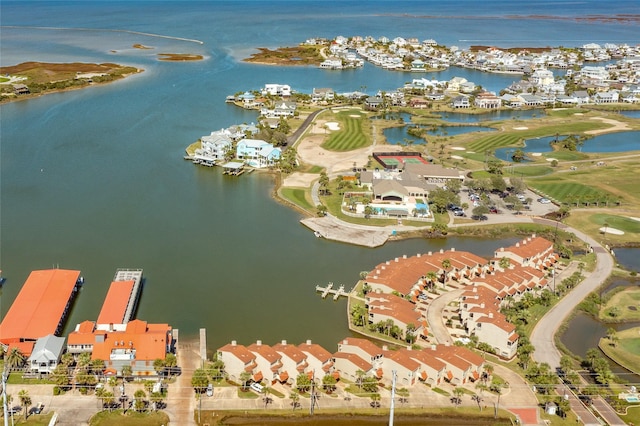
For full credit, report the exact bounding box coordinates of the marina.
[316,283,351,300]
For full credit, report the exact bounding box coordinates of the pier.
[315,282,351,300]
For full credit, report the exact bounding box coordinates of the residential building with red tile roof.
[430,344,485,385]
[365,292,423,337]
[217,341,257,382]
[336,337,384,366]
[495,234,557,269]
[247,340,286,384]
[331,352,373,382]
[402,348,446,386]
[272,340,309,383]
[381,347,421,386]
[298,340,334,376]
[0,269,81,356]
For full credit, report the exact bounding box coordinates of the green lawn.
[527,178,613,205]
[509,165,553,177]
[600,287,640,321]
[322,110,369,151]
[590,214,640,233]
[280,187,314,211]
[598,327,640,375]
[468,122,603,153]
[89,410,170,426]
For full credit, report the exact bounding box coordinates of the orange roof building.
[0,269,81,355]
[96,280,135,327]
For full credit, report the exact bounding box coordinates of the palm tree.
[18,389,31,420]
[452,387,464,408]
[153,358,166,377]
[425,271,438,292]
[606,328,618,347]
[441,259,451,288]
[6,347,26,370]
[498,257,510,270]
[603,221,609,236]
[133,389,146,412]
[239,371,251,391]
[355,369,366,391]
[289,390,300,411]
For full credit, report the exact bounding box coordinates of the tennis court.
[374,153,430,169]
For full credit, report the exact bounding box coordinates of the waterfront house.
[331,352,374,382]
[381,347,421,386]
[451,95,470,108]
[67,319,173,376]
[298,340,334,377]
[12,84,30,95]
[494,235,556,269]
[311,88,335,102]
[272,340,309,383]
[28,334,65,374]
[364,96,383,110]
[236,139,281,168]
[262,84,291,97]
[365,292,423,336]
[196,132,232,163]
[432,344,484,384]
[474,91,502,109]
[594,90,619,104]
[336,338,384,369]
[247,340,286,384]
[217,341,257,383]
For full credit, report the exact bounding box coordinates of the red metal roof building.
[0,269,81,355]
[96,280,136,327]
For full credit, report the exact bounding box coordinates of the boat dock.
[315,283,351,300]
[96,268,144,331]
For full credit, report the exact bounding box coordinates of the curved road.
[529,218,614,369]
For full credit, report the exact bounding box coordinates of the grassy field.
[527,178,613,205]
[89,410,170,426]
[590,214,640,233]
[467,122,603,153]
[598,327,640,376]
[322,110,370,151]
[280,187,315,212]
[509,165,553,177]
[599,287,640,321]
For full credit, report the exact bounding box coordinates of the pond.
[384,125,495,145]
[560,276,640,382]
[613,247,640,272]
[617,110,640,119]
[494,131,640,161]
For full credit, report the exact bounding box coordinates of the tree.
[511,149,525,163]
[165,353,178,376]
[446,178,462,194]
[316,204,328,217]
[472,205,489,219]
[472,393,483,411]
[191,368,209,394]
[153,358,166,377]
[425,271,438,292]
[239,371,251,391]
[51,363,71,389]
[355,369,366,390]
[150,392,163,411]
[322,374,337,393]
[295,373,311,394]
[6,347,26,369]
[486,159,503,175]
[134,389,147,412]
[18,389,31,420]
[498,257,511,270]
[289,390,300,411]
[490,175,507,193]
[452,387,464,408]
[121,365,133,382]
[509,177,526,194]
[318,172,330,196]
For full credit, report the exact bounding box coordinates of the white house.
[28,334,66,374]
[236,139,281,168]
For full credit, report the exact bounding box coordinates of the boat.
[314,231,323,238]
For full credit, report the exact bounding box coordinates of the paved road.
[425,289,462,344]
[530,219,614,369]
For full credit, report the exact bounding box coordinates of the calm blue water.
[614,248,640,272]
[2,0,639,348]
[440,109,545,123]
[619,110,640,119]
[495,132,640,161]
[384,125,495,145]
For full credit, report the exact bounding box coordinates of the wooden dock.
[315,283,350,300]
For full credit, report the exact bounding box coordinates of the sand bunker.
[513,126,529,130]
[282,172,318,188]
[630,217,640,222]
[601,227,624,235]
[450,155,464,160]
[451,146,466,151]
[325,122,340,131]
[530,152,542,157]
[546,158,557,162]
[585,117,631,135]
[349,115,362,118]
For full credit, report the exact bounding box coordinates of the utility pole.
[309,370,319,415]
[2,352,9,426]
[389,370,396,426]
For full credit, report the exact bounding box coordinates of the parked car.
[489,206,499,214]
[250,382,264,393]
[206,383,213,397]
[29,403,44,415]
[472,215,488,221]
[516,194,526,202]
[453,210,465,217]
[538,197,551,204]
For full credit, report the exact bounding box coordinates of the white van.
[250,382,264,393]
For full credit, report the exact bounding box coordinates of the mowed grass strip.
[528,179,610,204]
[468,122,603,152]
[322,111,368,151]
[598,327,640,375]
[280,187,314,211]
[590,214,640,233]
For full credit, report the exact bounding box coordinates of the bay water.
[1,1,638,350]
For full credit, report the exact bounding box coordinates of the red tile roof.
[0,269,80,349]
[96,280,135,325]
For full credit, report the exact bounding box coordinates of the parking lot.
[450,188,557,222]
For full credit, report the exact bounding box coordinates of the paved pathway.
[165,337,201,425]
[426,288,462,344]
